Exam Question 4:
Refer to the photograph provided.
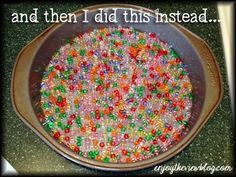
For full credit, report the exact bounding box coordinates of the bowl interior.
[29,7,206,164]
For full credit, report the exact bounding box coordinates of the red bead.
[147,94,152,99]
[111,141,116,146]
[138,137,143,142]
[74,146,80,152]
[55,65,60,70]
[69,85,74,90]
[157,93,162,99]
[151,129,156,135]
[67,120,73,125]
[60,102,65,107]
[95,114,100,120]
[102,52,108,58]
[64,128,70,133]
[122,149,127,155]
[149,73,155,78]
[60,67,65,72]
[153,139,158,145]
[124,134,129,139]
[99,142,105,147]
[120,29,125,34]
[149,66,154,71]
[53,132,61,139]
[159,135,166,142]
[168,126,172,131]
[162,105,166,110]
[165,93,169,98]
[99,71,104,76]
[108,106,113,112]
[95,110,100,115]
[176,58,182,63]
[96,84,103,91]
[68,75,73,80]
[110,154,116,158]
[91,127,96,132]
[149,33,156,38]
[131,107,136,112]
[154,110,159,115]
[64,136,70,141]
[156,82,161,87]
[70,114,76,119]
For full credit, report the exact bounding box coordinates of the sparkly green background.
[2,2,234,176]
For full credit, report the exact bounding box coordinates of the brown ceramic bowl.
[11,4,223,171]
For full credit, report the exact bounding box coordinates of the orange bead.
[96,155,102,161]
[74,99,79,104]
[134,151,140,157]
[103,108,109,115]
[81,126,86,133]
[118,123,123,129]
[111,130,117,137]
[126,157,132,163]
[48,71,56,79]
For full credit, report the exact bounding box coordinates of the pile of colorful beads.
[39,26,193,163]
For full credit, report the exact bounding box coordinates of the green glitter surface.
[2,2,234,175]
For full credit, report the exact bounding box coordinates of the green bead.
[116,155,121,159]
[92,38,96,43]
[138,93,143,98]
[145,135,152,141]
[42,103,49,109]
[112,82,118,88]
[138,114,143,119]
[143,68,147,73]
[83,67,88,72]
[80,49,86,56]
[130,123,135,128]
[126,151,131,157]
[103,157,109,163]
[77,136,82,142]
[94,150,99,155]
[122,40,127,45]
[127,115,133,120]
[77,142,81,146]
[108,137,112,142]
[141,151,146,155]
[55,107,60,113]
[129,93,134,98]
[96,123,101,128]
[104,103,109,108]
[165,134,170,139]
[156,146,161,151]
[81,89,88,94]
[75,104,80,109]
[48,122,54,128]
[57,121,63,130]
[138,127,143,131]
[138,38,146,44]
[188,93,193,100]
[157,130,162,136]
[181,70,187,75]
[121,127,126,132]
[133,101,138,106]
[67,56,73,65]
[107,127,112,132]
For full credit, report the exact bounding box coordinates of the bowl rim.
[11,3,223,171]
